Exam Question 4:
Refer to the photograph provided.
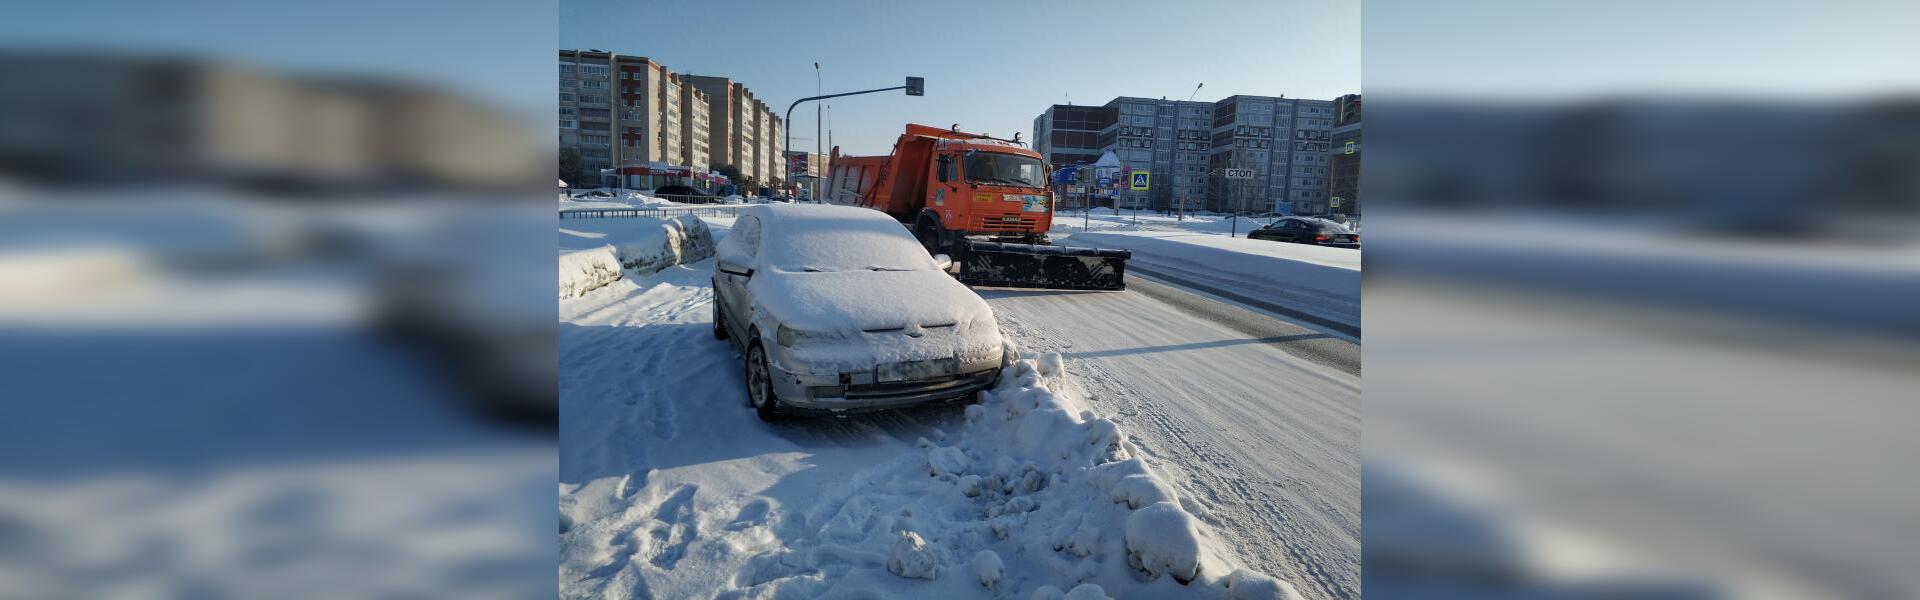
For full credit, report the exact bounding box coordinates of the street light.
[814,62,822,203]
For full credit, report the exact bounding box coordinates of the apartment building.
[559,49,676,175]
[1033,93,1348,214]
[763,109,783,188]
[679,84,711,171]
[679,75,783,187]
[1328,93,1361,215]
[564,51,783,189]
[1033,104,1110,166]
[1203,95,1337,214]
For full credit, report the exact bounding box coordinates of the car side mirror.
[933,253,953,272]
[717,255,753,277]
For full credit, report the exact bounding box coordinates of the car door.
[714,215,762,340]
[1267,218,1300,242]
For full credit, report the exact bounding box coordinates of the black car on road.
[1247,217,1360,248]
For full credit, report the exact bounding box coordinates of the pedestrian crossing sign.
[1130,171,1150,190]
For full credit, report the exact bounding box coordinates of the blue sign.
[1051,166,1078,186]
[1097,176,1113,187]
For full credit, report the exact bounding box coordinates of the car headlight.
[777,324,798,348]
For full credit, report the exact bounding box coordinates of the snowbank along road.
[559,216,1357,600]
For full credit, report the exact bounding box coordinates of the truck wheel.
[915,214,943,255]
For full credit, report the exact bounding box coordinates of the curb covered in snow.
[558,215,714,298]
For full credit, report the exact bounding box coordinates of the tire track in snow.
[980,285,1360,600]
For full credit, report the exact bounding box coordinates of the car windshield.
[963,151,1045,188]
[765,215,938,273]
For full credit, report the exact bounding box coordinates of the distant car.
[711,204,1013,420]
[654,185,719,203]
[578,190,615,199]
[1248,216,1360,248]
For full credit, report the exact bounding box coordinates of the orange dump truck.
[826,124,1130,290]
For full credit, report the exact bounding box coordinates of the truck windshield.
[963,152,1045,188]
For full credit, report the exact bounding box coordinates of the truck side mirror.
[936,155,952,183]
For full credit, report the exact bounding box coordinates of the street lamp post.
[814,62,822,203]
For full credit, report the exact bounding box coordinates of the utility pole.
[813,62,822,203]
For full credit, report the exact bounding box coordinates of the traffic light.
[905,76,924,96]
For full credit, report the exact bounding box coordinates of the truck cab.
[925,137,1054,240]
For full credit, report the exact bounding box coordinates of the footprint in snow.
[726,498,773,531]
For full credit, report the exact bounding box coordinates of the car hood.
[749,268,994,334]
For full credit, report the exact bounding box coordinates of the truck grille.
[977,215,1037,231]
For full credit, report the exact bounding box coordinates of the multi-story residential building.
[749,99,773,185]
[659,73,684,165]
[1205,95,1337,214]
[679,84,711,171]
[1033,93,1349,214]
[1033,99,1210,211]
[763,113,784,188]
[559,50,679,175]
[681,75,740,173]
[1033,104,1111,166]
[1328,93,1361,215]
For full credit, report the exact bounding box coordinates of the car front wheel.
[745,342,782,421]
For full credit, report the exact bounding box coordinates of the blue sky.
[562,0,1360,155]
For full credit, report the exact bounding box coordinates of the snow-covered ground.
[558,215,1350,599]
[979,281,1360,600]
[1049,211,1360,333]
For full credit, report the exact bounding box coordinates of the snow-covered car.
[711,204,1013,420]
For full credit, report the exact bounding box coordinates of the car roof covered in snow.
[741,204,935,274]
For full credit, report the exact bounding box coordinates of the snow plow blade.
[958,240,1132,291]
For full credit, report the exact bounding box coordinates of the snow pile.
[1124,501,1203,582]
[557,215,713,298]
[970,550,1004,588]
[557,245,623,299]
[720,353,1297,599]
[887,531,941,580]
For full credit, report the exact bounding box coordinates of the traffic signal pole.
[782,77,922,192]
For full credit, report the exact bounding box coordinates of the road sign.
[1130,171,1150,190]
[1097,176,1113,187]
[905,77,924,96]
[788,153,809,178]
[1330,196,1343,208]
[1224,168,1254,179]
